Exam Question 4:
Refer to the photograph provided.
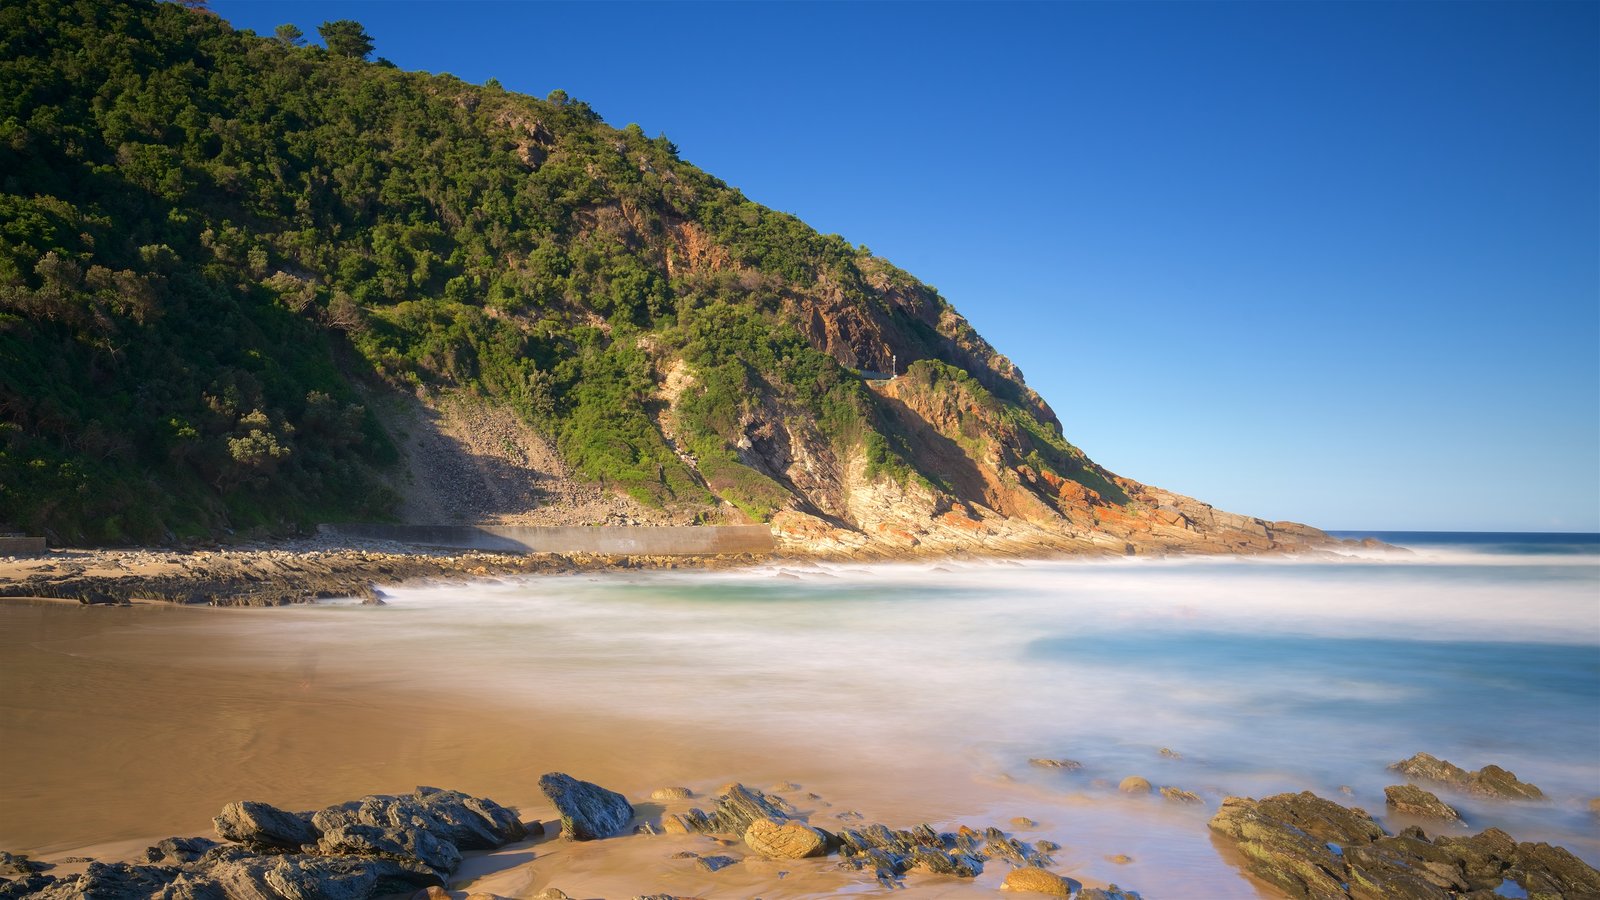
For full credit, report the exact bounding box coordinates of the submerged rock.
[1118,776,1151,795]
[1028,758,1083,771]
[693,854,737,873]
[538,773,634,841]
[1081,887,1143,900]
[1158,786,1201,804]
[1388,752,1545,800]
[1208,791,1600,899]
[1384,784,1464,824]
[650,787,693,801]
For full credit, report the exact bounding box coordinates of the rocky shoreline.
[0,529,1391,609]
[0,540,768,608]
[3,753,1596,899]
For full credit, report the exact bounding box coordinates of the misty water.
[3,533,1597,896]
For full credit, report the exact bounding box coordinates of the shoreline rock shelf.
[0,788,529,900]
[1208,791,1600,899]
[6,768,1596,899]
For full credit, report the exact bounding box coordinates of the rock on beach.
[213,800,320,849]
[538,772,634,840]
[1001,865,1073,895]
[743,818,827,859]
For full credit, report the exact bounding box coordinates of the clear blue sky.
[214,1,1599,532]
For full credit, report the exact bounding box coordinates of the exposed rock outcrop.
[23,787,532,900]
[1208,791,1600,899]
[0,853,46,876]
[656,783,1064,890]
[212,801,320,850]
[1384,784,1464,824]
[664,783,788,837]
[312,787,528,851]
[765,363,1338,558]
[1388,753,1545,800]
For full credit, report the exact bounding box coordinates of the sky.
[212,1,1599,533]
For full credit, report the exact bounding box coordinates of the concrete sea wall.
[320,523,774,556]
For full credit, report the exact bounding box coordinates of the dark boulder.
[537,773,634,841]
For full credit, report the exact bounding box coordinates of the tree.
[318,20,373,59]
[274,23,304,46]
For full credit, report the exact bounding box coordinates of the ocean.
[2,532,1596,897]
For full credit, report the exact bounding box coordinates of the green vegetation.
[0,0,1088,543]
[898,360,1128,504]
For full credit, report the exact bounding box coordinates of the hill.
[0,0,1325,555]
